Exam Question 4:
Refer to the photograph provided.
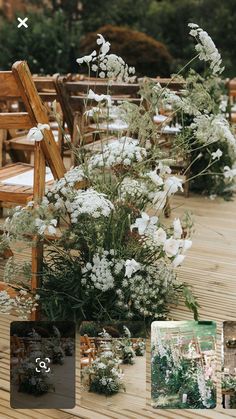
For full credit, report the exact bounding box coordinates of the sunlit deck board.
[0,193,235,417]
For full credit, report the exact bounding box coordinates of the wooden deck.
[0,193,236,418]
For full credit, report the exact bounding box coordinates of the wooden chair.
[80,335,96,369]
[227,79,236,124]
[3,75,64,164]
[54,75,141,162]
[0,61,66,318]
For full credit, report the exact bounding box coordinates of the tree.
[80,25,172,77]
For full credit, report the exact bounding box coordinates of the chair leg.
[164,197,171,218]
[31,238,43,321]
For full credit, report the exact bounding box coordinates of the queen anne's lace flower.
[46,166,86,198]
[79,34,135,82]
[188,23,224,75]
[117,262,177,317]
[119,178,148,200]
[82,252,114,291]
[190,114,236,155]
[67,189,114,223]
[88,137,147,169]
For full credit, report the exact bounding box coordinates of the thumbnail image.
[10,321,75,409]
[222,321,236,409]
[151,320,217,409]
[80,321,146,409]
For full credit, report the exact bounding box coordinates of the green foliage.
[80,0,236,77]
[190,141,235,199]
[152,350,216,409]
[0,10,81,74]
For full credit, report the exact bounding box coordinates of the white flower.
[68,189,114,223]
[164,177,183,196]
[191,114,236,155]
[87,89,112,107]
[224,166,236,181]
[91,64,98,72]
[27,123,50,142]
[125,259,141,278]
[153,227,167,245]
[211,148,222,160]
[76,50,96,64]
[47,219,57,235]
[163,237,181,257]
[172,254,186,268]
[173,218,183,239]
[82,252,114,291]
[181,239,193,253]
[88,137,146,169]
[97,33,111,55]
[188,23,224,75]
[146,169,164,186]
[130,212,158,235]
[157,162,172,176]
[119,178,148,200]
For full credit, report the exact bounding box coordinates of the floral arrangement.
[151,326,216,409]
[82,351,125,396]
[0,23,234,322]
[222,374,236,392]
[146,23,236,199]
[17,358,54,396]
[115,326,136,365]
[134,339,146,356]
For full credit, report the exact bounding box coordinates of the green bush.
[79,25,173,77]
[0,10,81,74]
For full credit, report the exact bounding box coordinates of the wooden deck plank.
[0,193,236,417]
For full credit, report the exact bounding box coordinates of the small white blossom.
[153,227,167,245]
[173,218,183,239]
[188,23,224,75]
[172,254,185,268]
[27,123,50,142]
[164,177,183,196]
[181,239,193,253]
[87,89,112,107]
[224,166,236,180]
[211,148,222,160]
[163,237,181,257]
[131,212,158,236]
[76,50,96,64]
[88,137,146,169]
[124,259,141,278]
[146,169,164,186]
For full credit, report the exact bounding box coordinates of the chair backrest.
[0,61,66,201]
[33,75,58,103]
[54,75,141,137]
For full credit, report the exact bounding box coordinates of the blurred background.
[0,0,235,77]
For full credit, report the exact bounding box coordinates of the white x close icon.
[17,17,29,29]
